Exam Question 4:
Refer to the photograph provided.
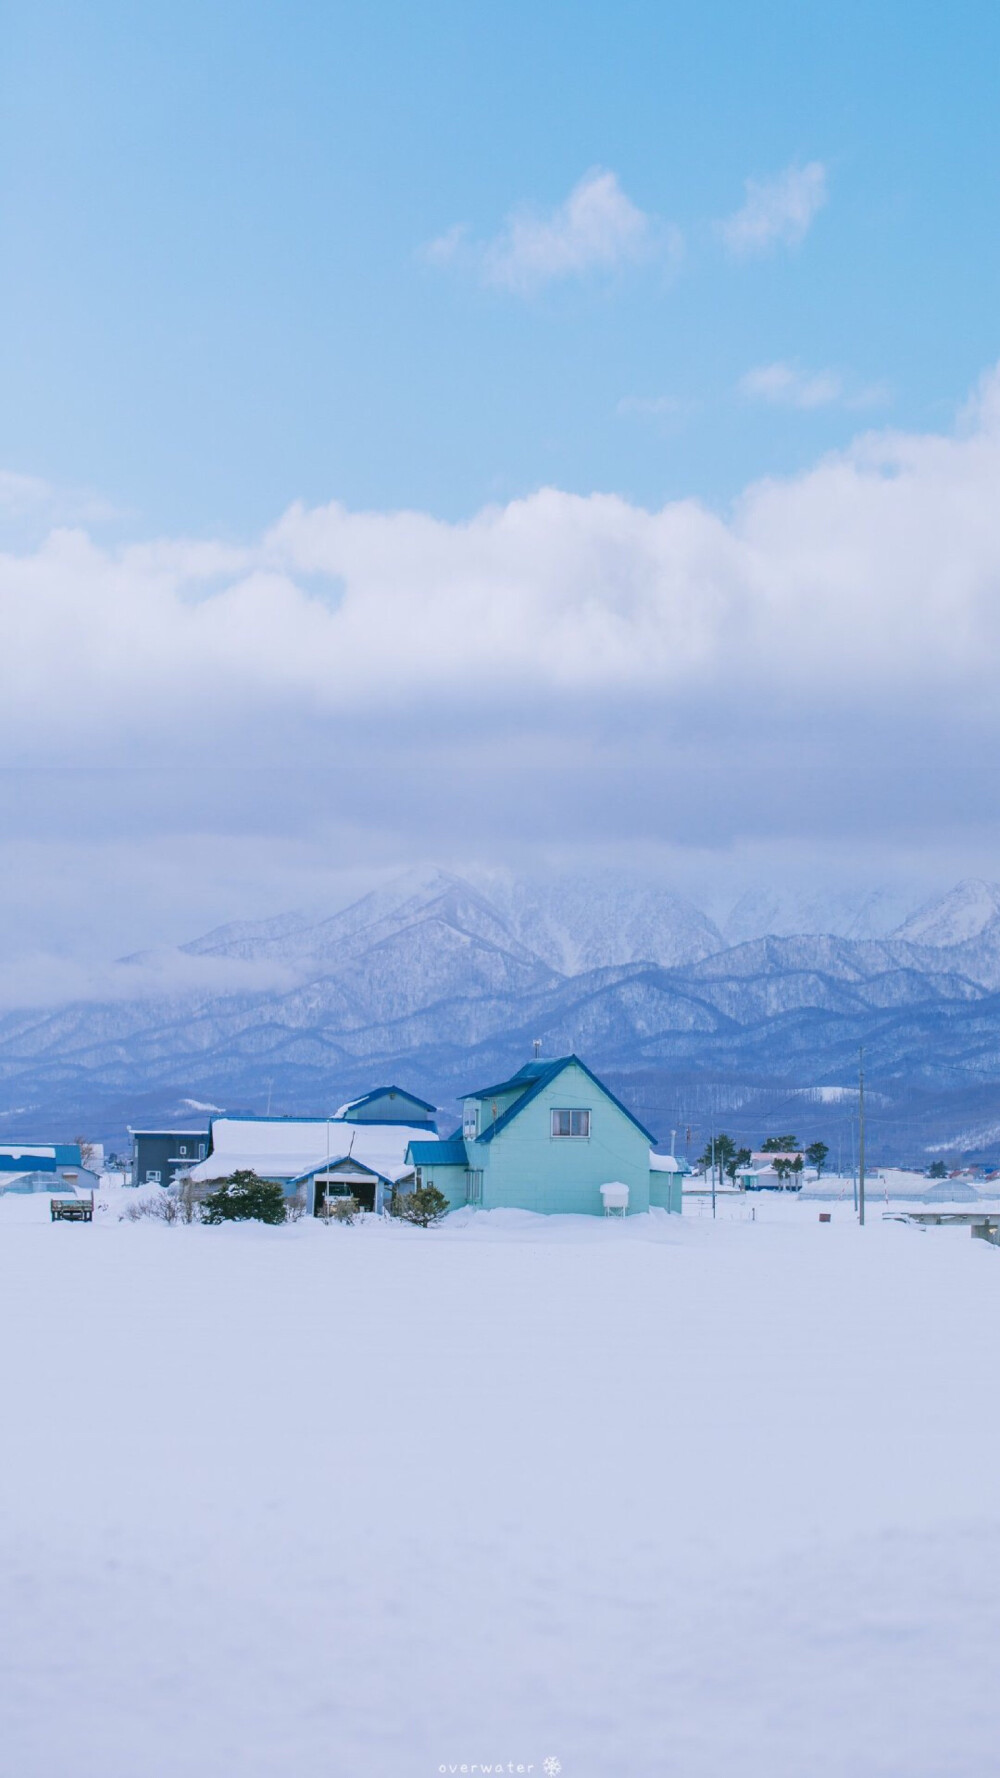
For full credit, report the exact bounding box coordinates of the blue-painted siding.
[342,1088,436,1125]
[412,1162,469,1211]
[649,1169,684,1213]
[462,1088,522,1136]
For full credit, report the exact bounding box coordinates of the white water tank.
[600,1181,629,1214]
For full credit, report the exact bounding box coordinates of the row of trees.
[696,1134,830,1188]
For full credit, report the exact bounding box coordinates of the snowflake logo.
[542,1761,562,1777]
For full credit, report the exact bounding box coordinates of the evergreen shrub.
[201,1170,288,1224]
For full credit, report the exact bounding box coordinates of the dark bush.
[391,1184,449,1228]
[201,1169,288,1225]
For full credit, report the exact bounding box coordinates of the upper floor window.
[551,1109,590,1138]
[463,1103,479,1140]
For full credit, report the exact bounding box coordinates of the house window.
[415,1167,423,1189]
[178,1145,187,1157]
[198,1143,206,1159]
[551,1109,591,1139]
[145,1169,162,1183]
[462,1103,479,1140]
[467,1169,483,1204]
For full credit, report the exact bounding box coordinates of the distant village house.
[0,1143,100,1196]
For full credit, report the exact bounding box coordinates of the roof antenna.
[533,1039,542,1059]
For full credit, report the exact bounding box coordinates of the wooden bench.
[50,1196,94,1222]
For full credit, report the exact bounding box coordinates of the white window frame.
[462,1102,479,1140]
[145,1168,162,1183]
[466,1169,483,1204]
[550,1108,591,1139]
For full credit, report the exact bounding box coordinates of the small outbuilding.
[649,1152,685,1213]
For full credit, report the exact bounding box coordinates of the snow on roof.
[129,1128,209,1138]
[650,1152,683,1171]
[0,1146,83,1173]
[600,1181,630,1204]
[185,1116,440,1185]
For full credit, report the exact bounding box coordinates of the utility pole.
[711,1131,717,1220]
[323,1114,330,1217]
[851,1115,857,1213]
[858,1046,866,1228]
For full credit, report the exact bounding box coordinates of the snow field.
[1,1200,998,1776]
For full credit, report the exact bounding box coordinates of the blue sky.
[2,1,1000,991]
[4,0,998,533]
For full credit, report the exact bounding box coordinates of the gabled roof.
[288,1154,394,1188]
[466,1055,657,1146]
[335,1086,437,1120]
[462,1059,554,1100]
[407,1137,468,1167]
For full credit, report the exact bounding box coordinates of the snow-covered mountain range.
[4,870,1000,1160]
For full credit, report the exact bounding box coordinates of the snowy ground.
[2,1194,999,1777]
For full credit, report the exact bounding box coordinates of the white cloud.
[5,375,1000,987]
[0,468,118,529]
[421,223,466,266]
[740,362,892,411]
[720,161,828,257]
[740,362,843,408]
[0,945,298,1012]
[427,170,665,294]
[484,170,650,290]
[0,470,55,515]
[1,365,999,765]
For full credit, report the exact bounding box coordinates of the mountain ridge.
[3,869,1000,1159]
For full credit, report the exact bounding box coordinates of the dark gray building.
[130,1128,209,1188]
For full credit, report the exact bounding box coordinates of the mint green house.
[405,1054,680,1217]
